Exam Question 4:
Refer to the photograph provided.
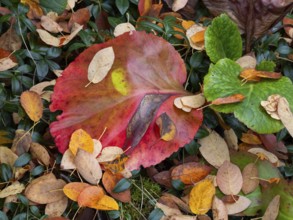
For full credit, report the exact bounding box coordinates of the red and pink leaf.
[50,31,203,170]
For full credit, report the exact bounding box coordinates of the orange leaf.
[190,29,205,44]
[69,129,94,156]
[102,170,131,203]
[268,178,280,184]
[240,69,282,81]
[189,179,215,215]
[63,182,91,202]
[171,162,211,185]
[89,194,119,211]
[138,0,152,16]
[255,71,282,79]
[20,91,43,122]
[241,132,262,145]
[211,94,245,105]
[20,0,43,19]
[182,20,196,30]
[101,154,129,174]
[77,185,105,207]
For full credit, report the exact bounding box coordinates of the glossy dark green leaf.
[30,206,41,217]
[0,163,13,182]
[47,60,60,71]
[0,211,8,220]
[107,210,120,219]
[190,52,204,69]
[17,194,29,206]
[11,77,21,95]
[284,166,293,177]
[171,179,185,191]
[113,178,131,193]
[12,213,27,220]
[36,60,49,81]
[31,165,44,176]
[194,127,209,139]
[148,208,164,220]
[17,65,33,73]
[276,128,288,141]
[39,0,67,14]
[115,0,129,15]
[46,47,62,59]
[13,153,31,167]
[137,21,164,33]
[108,16,125,27]
[184,140,200,155]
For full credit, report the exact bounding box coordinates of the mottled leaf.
[63,182,91,202]
[50,31,203,170]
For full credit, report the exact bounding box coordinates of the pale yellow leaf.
[0,146,18,167]
[277,97,293,137]
[248,148,279,164]
[60,149,76,170]
[262,195,280,220]
[172,0,188,11]
[74,149,102,184]
[96,146,123,163]
[198,131,230,168]
[30,80,56,95]
[87,47,115,84]
[114,23,135,37]
[0,57,17,71]
[186,24,206,51]
[216,161,243,195]
[225,195,251,215]
[212,196,228,220]
[92,139,102,157]
[236,55,257,69]
[180,94,205,109]
[0,182,25,198]
[156,202,182,216]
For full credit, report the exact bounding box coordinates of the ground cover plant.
[0,0,293,219]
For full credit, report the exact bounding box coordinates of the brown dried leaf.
[162,193,192,214]
[242,163,259,194]
[236,55,257,69]
[180,94,206,109]
[96,146,123,163]
[261,94,281,120]
[25,177,66,204]
[224,128,238,150]
[74,149,102,184]
[77,185,105,207]
[30,142,50,166]
[172,0,188,11]
[262,195,280,220]
[248,148,279,164]
[241,132,262,145]
[0,26,22,51]
[156,113,176,141]
[212,196,228,220]
[41,16,63,33]
[211,94,245,105]
[216,161,243,195]
[171,162,211,185]
[0,50,18,71]
[277,97,293,137]
[153,171,172,188]
[199,131,230,168]
[20,91,43,122]
[11,129,32,156]
[225,195,251,215]
[221,195,239,204]
[68,8,90,30]
[156,202,182,216]
[45,196,68,217]
[30,80,56,95]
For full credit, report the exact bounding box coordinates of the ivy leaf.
[205,14,242,63]
[50,31,203,170]
[203,58,293,133]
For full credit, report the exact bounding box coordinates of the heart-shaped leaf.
[50,31,203,170]
[203,58,293,133]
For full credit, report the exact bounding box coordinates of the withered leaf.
[41,15,63,33]
[172,0,188,12]
[212,196,228,220]
[224,128,238,150]
[11,129,32,156]
[211,94,245,105]
[114,23,135,37]
[0,146,18,167]
[242,163,259,194]
[45,196,68,217]
[277,96,293,137]
[171,162,211,185]
[69,128,94,156]
[225,195,251,215]
[198,130,230,168]
[0,182,25,198]
[20,91,43,122]
[25,177,66,204]
[0,26,22,51]
[30,142,50,166]
[156,202,182,216]
[262,195,280,220]
[216,161,243,195]
[153,171,172,188]
[60,149,76,170]
[63,182,91,202]
[77,185,105,207]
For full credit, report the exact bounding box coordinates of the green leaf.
[36,59,49,81]
[148,208,164,220]
[14,153,31,167]
[39,0,67,14]
[107,210,120,219]
[171,179,185,191]
[17,194,29,206]
[113,178,131,193]
[115,0,129,15]
[203,58,293,133]
[31,165,44,176]
[12,213,27,220]
[184,140,200,155]
[205,14,242,63]
[0,211,8,220]
[0,163,13,182]
[256,60,276,71]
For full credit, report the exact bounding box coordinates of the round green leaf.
[204,58,293,133]
[205,14,242,63]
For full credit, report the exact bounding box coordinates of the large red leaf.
[50,31,203,170]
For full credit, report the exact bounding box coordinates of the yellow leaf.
[63,182,91,202]
[156,113,176,141]
[20,91,43,122]
[182,20,196,30]
[190,29,205,44]
[20,0,43,19]
[90,194,119,210]
[189,179,215,215]
[0,130,12,145]
[101,154,129,174]
[69,129,94,156]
